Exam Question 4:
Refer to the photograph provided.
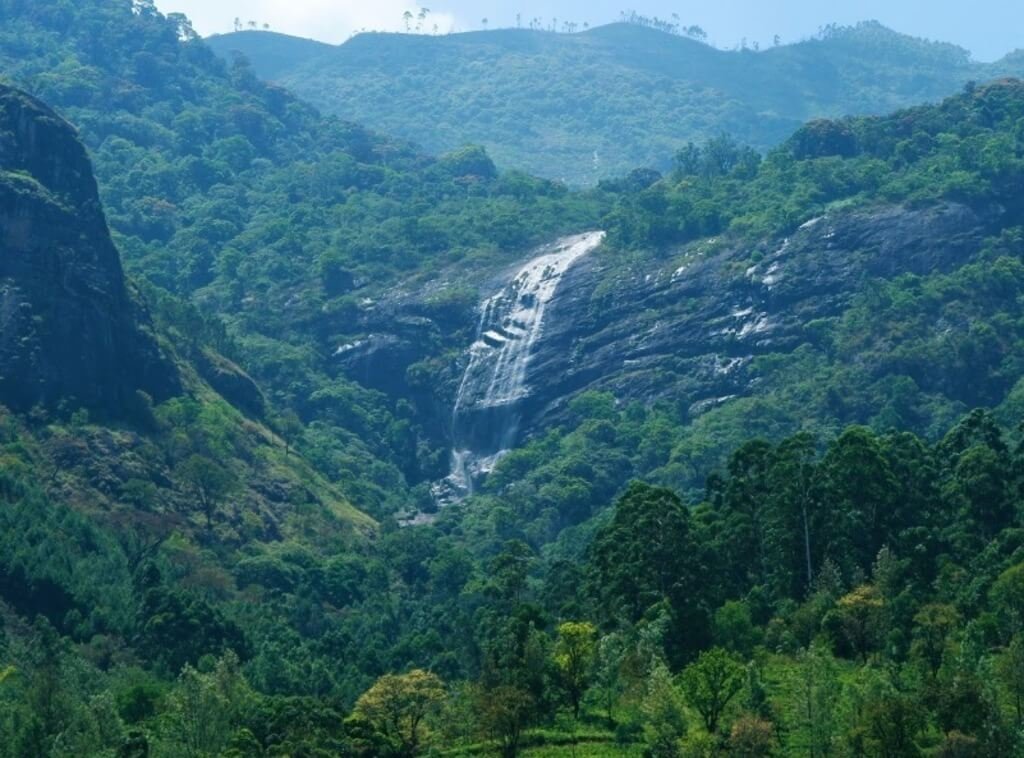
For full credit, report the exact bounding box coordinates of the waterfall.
[434,231,605,504]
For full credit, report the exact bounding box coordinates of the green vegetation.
[8,1,1024,755]
[7,408,1024,755]
[210,21,1024,184]
[0,0,611,515]
[604,79,1024,249]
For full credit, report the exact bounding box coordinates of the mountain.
[0,0,609,514]
[206,29,331,80]
[336,80,1024,513]
[0,74,377,753]
[208,21,1024,184]
[0,85,181,415]
[7,1,1024,755]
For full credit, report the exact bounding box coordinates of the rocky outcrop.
[0,85,179,414]
[525,202,992,429]
[196,348,266,418]
[333,202,993,475]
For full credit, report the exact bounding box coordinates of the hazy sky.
[157,0,1023,61]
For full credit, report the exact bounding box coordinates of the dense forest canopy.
[3,0,1024,756]
[208,20,1024,184]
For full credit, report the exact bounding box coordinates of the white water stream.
[434,231,605,503]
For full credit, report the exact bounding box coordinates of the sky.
[156,0,1024,62]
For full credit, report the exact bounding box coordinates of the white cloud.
[158,0,458,42]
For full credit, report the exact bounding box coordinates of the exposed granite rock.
[0,85,179,414]
[333,202,993,464]
[524,203,993,430]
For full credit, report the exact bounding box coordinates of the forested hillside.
[0,0,612,514]
[5,0,1024,755]
[209,21,1024,184]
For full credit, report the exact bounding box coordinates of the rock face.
[525,203,992,430]
[441,231,604,496]
[0,85,178,413]
[334,202,992,487]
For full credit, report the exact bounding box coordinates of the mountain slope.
[0,0,610,514]
[6,5,1024,756]
[0,81,373,538]
[206,29,331,80]
[337,80,1024,530]
[208,21,1024,184]
[0,81,376,733]
[0,85,178,413]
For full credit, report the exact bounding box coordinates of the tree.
[641,662,687,758]
[834,584,885,661]
[592,632,626,726]
[474,684,533,758]
[681,647,745,734]
[729,715,776,757]
[819,427,899,573]
[354,670,446,757]
[997,633,1024,726]
[162,653,249,758]
[861,690,923,758]
[770,432,820,596]
[990,562,1024,638]
[276,410,303,456]
[587,482,709,663]
[403,10,413,32]
[552,621,597,720]
[912,604,959,677]
[176,455,236,532]
[713,600,759,657]
[485,540,534,606]
[793,644,841,758]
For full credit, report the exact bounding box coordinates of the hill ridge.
[208,20,1024,184]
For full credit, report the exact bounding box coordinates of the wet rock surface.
[525,203,992,431]
[334,202,992,484]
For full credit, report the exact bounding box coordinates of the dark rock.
[196,348,266,418]
[0,85,179,415]
[523,203,993,432]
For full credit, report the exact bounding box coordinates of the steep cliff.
[526,202,995,429]
[0,85,179,414]
[335,200,1002,499]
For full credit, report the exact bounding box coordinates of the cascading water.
[434,231,605,504]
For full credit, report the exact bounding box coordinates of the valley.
[2,1,1024,756]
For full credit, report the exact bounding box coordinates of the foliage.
[8,4,1024,758]
[210,22,1024,185]
[353,669,446,756]
[680,647,746,734]
[551,621,596,720]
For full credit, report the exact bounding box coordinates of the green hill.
[206,29,331,80]
[8,2,1024,756]
[208,21,1024,184]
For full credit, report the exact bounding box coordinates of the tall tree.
[681,647,745,734]
[587,482,709,663]
[552,621,597,720]
[175,455,237,532]
[354,670,446,757]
